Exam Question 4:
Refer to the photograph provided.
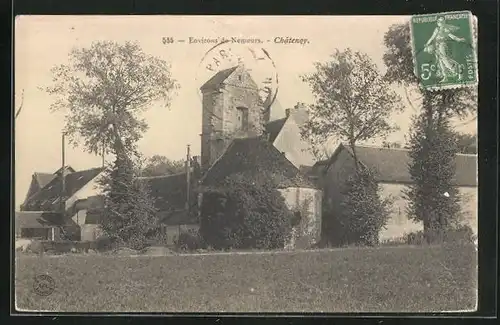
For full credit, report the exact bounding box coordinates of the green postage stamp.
[410,11,477,91]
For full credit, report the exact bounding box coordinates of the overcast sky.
[14,15,476,208]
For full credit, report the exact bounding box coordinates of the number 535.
[420,63,437,80]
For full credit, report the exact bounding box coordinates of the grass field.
[15,244,477,313]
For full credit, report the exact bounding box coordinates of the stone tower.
[199,65,270,170]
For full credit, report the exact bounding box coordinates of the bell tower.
[200,65,270,170]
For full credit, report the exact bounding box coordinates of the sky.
[14,15,477,208]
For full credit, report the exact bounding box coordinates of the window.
[236,107,249,131]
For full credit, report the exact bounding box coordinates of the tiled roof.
[329,144,477,187]
[264,117,288,143]
[34,173,56,189]
[23,167,104,211]
[200,66,238,91]
[201,137,316,189]
[22,166,77,207]
[138,172,197,212]
[54,166,76,175]
[15,211,63,230]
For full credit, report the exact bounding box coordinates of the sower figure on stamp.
[424,17,466,83]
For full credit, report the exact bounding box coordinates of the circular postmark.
[33,274,55,296]
[195,40,279,109]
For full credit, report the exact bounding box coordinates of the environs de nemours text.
[162,36,310,45]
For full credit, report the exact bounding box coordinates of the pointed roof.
[23,167,104,211]
[34,172,56,189]
[22,167,76,208]
[201,137,316,189]
[264,117,288,143]
[54,165,76,175]
[200,66,239,91]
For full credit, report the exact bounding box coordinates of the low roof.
[138,172,197,212]
[15,211,63,229]
[326,144,477,187]
[201,137,316,189]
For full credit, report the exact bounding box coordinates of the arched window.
[236,106,249,131]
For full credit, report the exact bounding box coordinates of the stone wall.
[379,183,478,241]
[80,224,104,242]
[378,183,423,241]
[200,66,267,169]
[279,187,322,249]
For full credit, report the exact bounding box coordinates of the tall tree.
[97,155,162,250]
[404,114,463,241]
[383,23,477,119]
[142,155,185,177]
[301,48,401,246]
[301,48,404,169]
[45,41,178,248]
[44,41,178,158]
[383,22,477,242]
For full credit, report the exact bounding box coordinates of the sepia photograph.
[14,14,478,313]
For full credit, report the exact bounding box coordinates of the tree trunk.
[349,140,360,173]
[422,94,436,243]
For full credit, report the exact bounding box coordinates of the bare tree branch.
[403,85,418,113]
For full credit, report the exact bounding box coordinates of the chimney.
[285,108,291,117]
[291,103,309,127]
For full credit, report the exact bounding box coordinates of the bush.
[443,224,475,244]
[200,172,294,250]
[89,236,114,252]
[25,240,44,254]
[405,224,475,245]
[174,230,204,251]
[404,231,426,245]
[336,168,393,246]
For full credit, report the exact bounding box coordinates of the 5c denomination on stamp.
[410,11,477,91]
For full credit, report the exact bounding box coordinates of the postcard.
[14,15,478,313]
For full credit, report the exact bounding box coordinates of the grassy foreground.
[15,244,477,313]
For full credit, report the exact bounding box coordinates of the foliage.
[97,154,162,250]
[174,230,205,251]
[301,48,404,165]
[403,113,463,243]
[301,49,402,246]
[199,173,294,250]
[455,132,477,154]
[142,155,186,177]
[383,22,477,242]
[336,168,393,246]
[383,23,477,119]
[44,41,178,156]
[404,224,475,245]
[382,141,403,149]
